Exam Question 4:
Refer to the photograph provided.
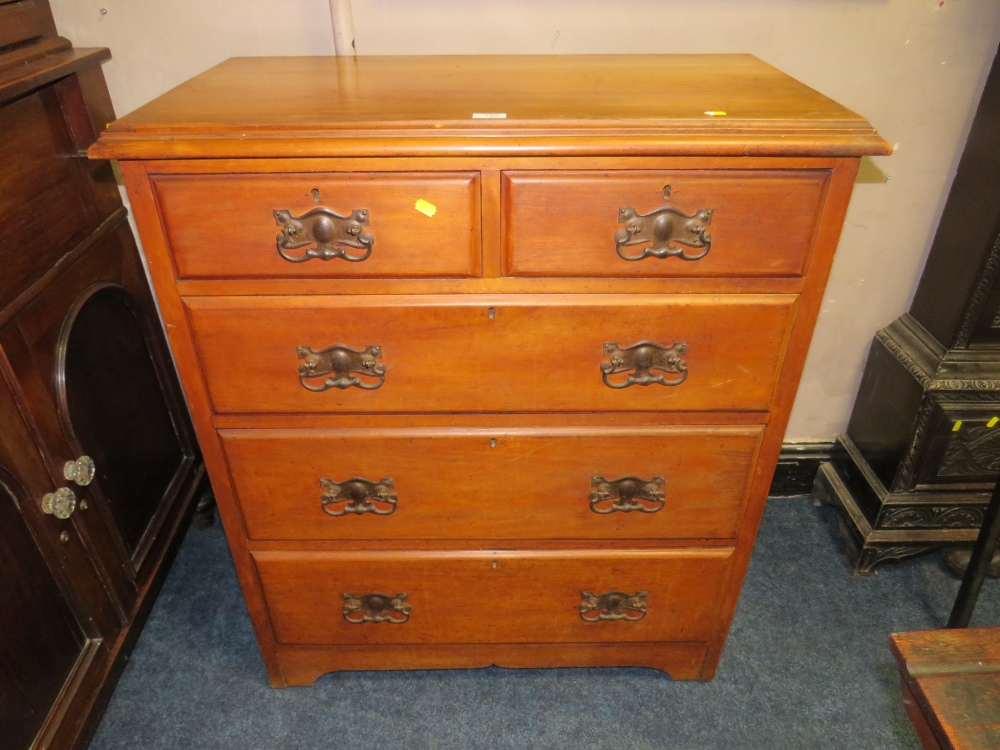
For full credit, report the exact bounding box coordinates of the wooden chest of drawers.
[91,54,889,686]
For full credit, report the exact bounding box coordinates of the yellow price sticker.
[414,199,437,217]
[952,420,963,432]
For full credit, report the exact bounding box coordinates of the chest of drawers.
[91,54,888,686]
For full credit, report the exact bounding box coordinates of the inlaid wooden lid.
[90,54,891,160]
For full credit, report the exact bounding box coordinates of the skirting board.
[770,441,835,497]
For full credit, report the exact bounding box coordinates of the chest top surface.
[90,54,890,160]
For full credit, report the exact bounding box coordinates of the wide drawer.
[186,294,796,414]
[220,424,763,541]
[502,170,829,277]
[252,547,733,646]
[150,172,482,278]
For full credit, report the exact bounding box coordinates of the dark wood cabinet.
[0,469,93,750]
[816,47,1000,573]
[0,372,115,750]
[0,4,206,748]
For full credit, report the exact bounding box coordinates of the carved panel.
[854,546,936,575]
[898,398,1000,492]
[881,506,986,529]
[938,425,1000,477]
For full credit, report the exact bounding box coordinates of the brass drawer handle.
[590,476,665,514]
[343,592,411,624]
[274,206,374,263]
[615,185,713,262]
[297,344,385,391]
[580,590,648,622]
[321,477,397,516]
[601,341,687,389]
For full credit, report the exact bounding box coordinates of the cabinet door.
[0,369,115,750]
[1,223,198,614]
[0,467,95,750]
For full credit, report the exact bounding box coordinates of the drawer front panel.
[221,425,763,541]
[253,548,733,646]
[151,172,482,278]
[186,294,796,414]
[502,170,829,277]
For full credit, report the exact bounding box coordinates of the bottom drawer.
[253,547,733,646]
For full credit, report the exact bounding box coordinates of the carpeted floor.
[89,496,1000,750]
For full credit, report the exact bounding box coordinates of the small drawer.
[502,170,829,278]
[151,171,482,278]
[185,293,795,414]
[252,547,734,646]
[220,424,763,541]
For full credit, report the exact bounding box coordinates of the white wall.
[50,0,1000,440]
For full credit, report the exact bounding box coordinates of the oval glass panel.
[61,287,183,554]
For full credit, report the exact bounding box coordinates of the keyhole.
[490,438,497,448]
[488,307,495,320]
[311,188,320,203]
[491,561,498,569]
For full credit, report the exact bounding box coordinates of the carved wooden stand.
[815,48,1000,574]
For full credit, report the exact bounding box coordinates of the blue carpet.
[90,497,1000,750]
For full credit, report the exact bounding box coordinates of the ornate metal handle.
[590,476,665,514]
[63,455,95,487]
[320,477,397,516]
[614,185,713,261]
[297,344,385,391]
[343,592,411,624]
[601,341,688,389]
[274,206,374,263]
[41,487,77,520]
[580,590,648,622]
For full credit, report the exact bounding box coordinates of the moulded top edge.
[91,54,891,159]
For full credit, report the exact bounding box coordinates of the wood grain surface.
[0,87,96,312]
[503,169,829,278]
[89,55,891,160]
[153,171,481,278]
[220,424,763,541]
[185,293,796,414]
[890,628,1000,750]
[253,547,733,646]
